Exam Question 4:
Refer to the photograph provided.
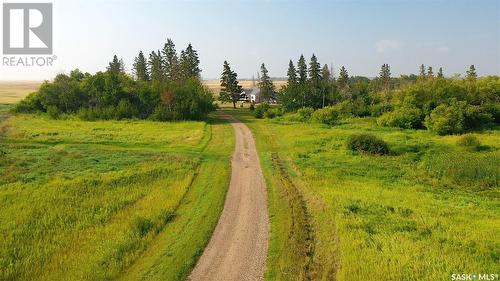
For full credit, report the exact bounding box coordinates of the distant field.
[0,81,41,104]
[203,79,287,94]
[0,112,234,281]
[0,80,286,104]
[225,108,500,281]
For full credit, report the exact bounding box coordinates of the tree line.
[246,53,499,135]
[15,39,214,121]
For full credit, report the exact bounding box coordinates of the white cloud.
[375,40,402,53]
[436,43,450,53]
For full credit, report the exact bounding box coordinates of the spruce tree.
[379,64,391,90]
[287,60,297,86]
[149,50,164,82]
[308,54,321,83]
[107,55,123,76]
[419,64,426,79]
[338,66,349,89]
[162,39,179,81]
[427,66,434,78]
[466,65,477,80]
[259,63,275,103]
[133,51,149,81]
[297,54,308,85]
[321,64,331,82]
[179,43,201,80]
[219,61,242,109]
[437,67,444,78]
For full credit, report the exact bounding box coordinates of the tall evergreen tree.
[162,39,180,81]
[133,51,149,81]
[218,61,242,109]
[337,66,349,89]
[437,67,444,78]
[419,64,426,79]
[466,65,477,80]
[321,64,331,82]
[259,63,275,103]
[379,64,391,90]
[308,54,322,83]
[297,54,308,84]
[107,55,123,76]
[427,66,434,78]
[287,60,297,86]
[179,43,201,80]
[149,50,164,82]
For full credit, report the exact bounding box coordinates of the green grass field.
[0,112,234,281]
[224,108,499,281]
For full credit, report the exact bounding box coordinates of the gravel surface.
[188,112,270,281]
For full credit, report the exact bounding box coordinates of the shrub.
[265,107,284,119]
[370,102,393,117]
[483,103,500,124]
[346,134,390,155]
[46,106,61,119]
[377,107,424,129]
[249,103,255,111]
[150,104,174,121]
[115,99,138,120]
[457,134,481,148]
[311,106,340,125]
[254,103,270,119]
[463,105,494,129]
[297,107,314,121]
[13,92,44,113]
[424,102,466,135]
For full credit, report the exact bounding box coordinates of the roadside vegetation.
[217,52,498,281]
[226,107,499,280]
[0,113,233,281]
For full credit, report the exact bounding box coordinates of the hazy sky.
[1,0,499,80]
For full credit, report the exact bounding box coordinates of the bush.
[297,107,314,122]
[377,107,424,129]
[463,105,494,129]
[254,103,270,119]
[46,105,61,119]
[424,101,466,135]
[115,99,138,120]
[346,134,390,155]
[370,102,393,117]
[249,103,255,111]
[457,134,481,147]
[265,107,284,119]
[311,106,340,125]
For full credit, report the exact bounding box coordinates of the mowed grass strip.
[117,113,234,281]
[0,113,233,281]
[226,108,499,281]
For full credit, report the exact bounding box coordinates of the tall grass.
[0,114,233,281]
[226,108,500,281]
[421,151,499,189]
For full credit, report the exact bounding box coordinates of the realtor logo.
[3,3,52,54]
